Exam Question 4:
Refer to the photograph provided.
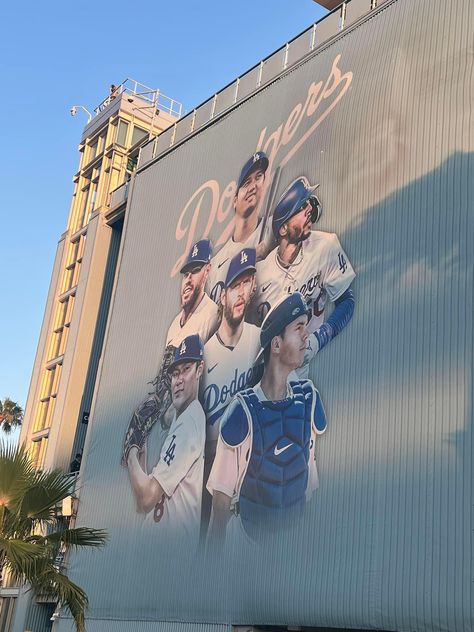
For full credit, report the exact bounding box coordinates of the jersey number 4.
[163,434,177,466]
[338,252,347,273]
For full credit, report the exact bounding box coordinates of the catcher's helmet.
[272,176,322,239]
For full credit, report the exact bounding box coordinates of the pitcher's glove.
[122,345,176,467]
[152,344,176,402]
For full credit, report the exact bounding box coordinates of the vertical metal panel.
[286,27,313,68]
[260,47,287,85]
[235,66,260,101]
[137,140,154,168]
[71,222,123,461]
[155,126,174,153]
[24,602,54,632]
[215,83,239,117]
[174,112,196,144]
[192,97,215,129]
[314,7,342,46]
[344,0,373,27]
[57,619,230,632]
[68,0,474,630]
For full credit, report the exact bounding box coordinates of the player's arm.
[206,398,249,549]
[127,447,165,514]
[207,491,232,551]
[314,285,355,352]
[296,285,355,373]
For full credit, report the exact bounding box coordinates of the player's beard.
[286,221,311,245]
[181,283,201,313]
[224,297,246,331]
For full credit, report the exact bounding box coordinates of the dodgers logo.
[180,341,186,355]
[192,244,199,258]
[202,367,256,423]
[240,251,248,264]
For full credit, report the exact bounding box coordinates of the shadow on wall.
[227,150,474,631]
[71,152,473,632]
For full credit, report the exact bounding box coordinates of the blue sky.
[0,1,325,423]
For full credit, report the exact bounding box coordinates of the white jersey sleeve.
[206,398,250,503]
[321,232,355,301]
[151,404,203,497]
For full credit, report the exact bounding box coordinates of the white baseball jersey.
[207,381,324,507]
[200,322,261,442]
[146,399,205,544]
[207,227,261,304]
[166,292,219,347]
[250,230,355,332]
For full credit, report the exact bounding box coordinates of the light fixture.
[69,105,92,123]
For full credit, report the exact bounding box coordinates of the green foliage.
[0,442,108,632]
[0,398,24,433]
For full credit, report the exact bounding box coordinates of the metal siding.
[56,620,230,632]
[71,222,123,459]
[68,0,473,630]
[24,603,54,632]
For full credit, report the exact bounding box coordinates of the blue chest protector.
[221,380,323,540]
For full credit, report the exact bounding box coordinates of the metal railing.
[108,180,130,209]
[138,0,390,169]
[94,78,183,119]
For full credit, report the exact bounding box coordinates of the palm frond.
[44,527,108,549]
[0,443,35,510]
[32,568,88,632]
[0,398,24,433]
[0,441,108,632]
[0,537,46,576]
[19,473,73,521]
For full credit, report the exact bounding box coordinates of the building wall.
[20,90,177,473]
[62,0,473,630]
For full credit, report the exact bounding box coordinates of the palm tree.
[0,398,24,433]
[0,442,107,631]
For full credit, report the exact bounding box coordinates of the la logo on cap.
[252,152,259,163]
[240,250,248,264]
[192,244,199,258]
[180,341,187,355]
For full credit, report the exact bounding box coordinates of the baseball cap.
[224,247,257,288]
[180,239,212,274]
[272,176,322,239]
[168,334,204,373]
[256,292,309,362]
[237,151,269,190]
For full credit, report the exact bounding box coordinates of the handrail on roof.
[138,0,390,170]
[94,78,183,119]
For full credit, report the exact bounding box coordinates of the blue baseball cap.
[237,151,269,190]
[180,239,212,274]
[168,334,204,372]
[256,293,309,361]
[272,177,322,239]
[225,248,257,287]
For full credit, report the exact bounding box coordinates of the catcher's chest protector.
[239,381,312,540]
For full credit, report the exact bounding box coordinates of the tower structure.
[19,79,181,473]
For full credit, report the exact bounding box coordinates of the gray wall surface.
[68,0,473,630]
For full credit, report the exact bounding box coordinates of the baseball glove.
[122,344,176,466]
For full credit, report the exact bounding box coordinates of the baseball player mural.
[207,151,269,304]
[206,293,327,548]
[200,247,261,529]
[120,239,219,471]
[166,238,219,347]
[125,335,206,544]
[201,247,261,445]
[251,177,356,362]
